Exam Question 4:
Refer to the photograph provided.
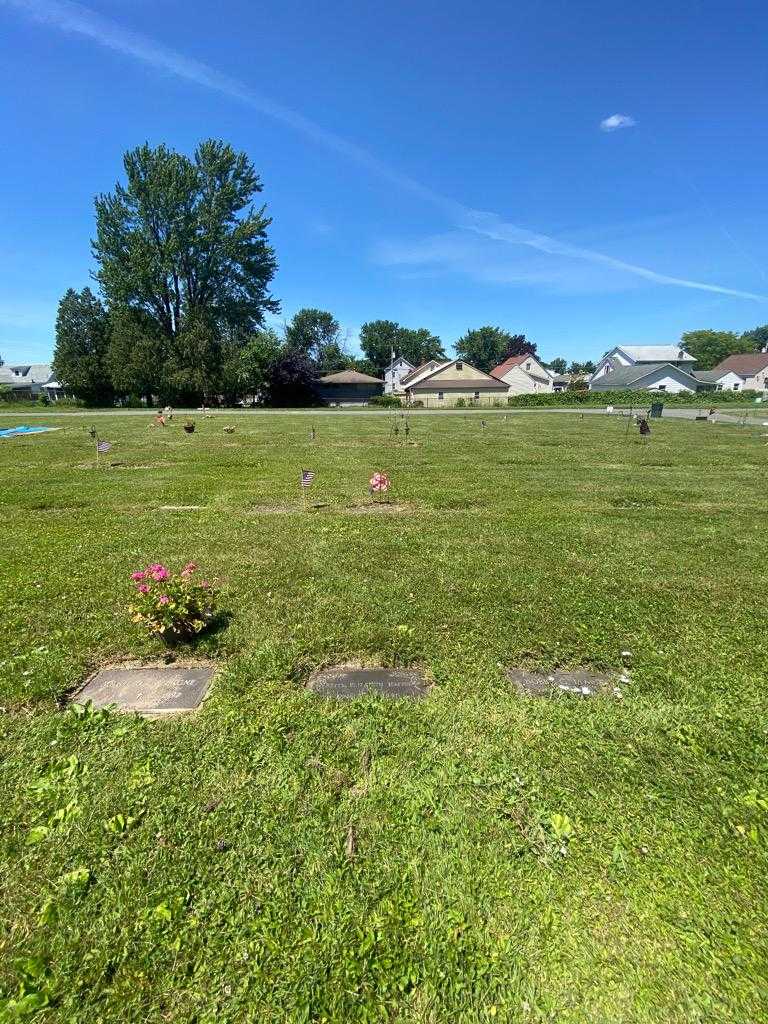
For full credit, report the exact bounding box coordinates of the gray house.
[314,370,385,406]
[589,362,712,394]
[0,363,62,399]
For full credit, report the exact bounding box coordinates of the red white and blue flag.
[301,469,315,488]
[97,440,112,453]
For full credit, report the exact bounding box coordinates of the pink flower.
[130,571,146,581]
[158,594,170,605]
[150,565,170,582]
[369,471,390,493]
[180,561,197,578]
[200,580,210,589]
[137,583,150,594]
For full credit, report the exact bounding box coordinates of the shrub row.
[506,389,763,408]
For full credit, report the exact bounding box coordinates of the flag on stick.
[95,437,111,469]
[301,469,315,487]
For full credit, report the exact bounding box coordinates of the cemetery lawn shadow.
[1,410,767,1023]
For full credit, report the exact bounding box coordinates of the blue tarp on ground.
[0,425,59,438]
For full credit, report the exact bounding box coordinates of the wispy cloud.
[4,0,766,303]
[600,113,636,132]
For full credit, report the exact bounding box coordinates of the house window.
[474,391,480,400]
[733,383,740,391]
[525,362,531,371]
[456,361,463,370]
[438,391,444,400]
[657,385,667,392]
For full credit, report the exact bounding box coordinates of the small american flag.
[97,440,112,453]
[300,469,315,488]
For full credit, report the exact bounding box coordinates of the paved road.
[0,406,763,425]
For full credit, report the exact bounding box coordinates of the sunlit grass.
[1,411,767,1021]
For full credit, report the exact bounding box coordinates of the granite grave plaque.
[74,665,215,716]
[308,666,428,700]
[506,667,614,698]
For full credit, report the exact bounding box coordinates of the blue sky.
[1,0,767,366]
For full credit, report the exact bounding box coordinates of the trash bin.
[650,402,664,418]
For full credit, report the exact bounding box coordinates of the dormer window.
[456,361,463,370]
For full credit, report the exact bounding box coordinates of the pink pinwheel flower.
[137,583,150,594]
[130,571,146,581]
[158,594,170,605]
[181,561,197,577]
[200,580,210,589]
[150,565,170,582]
[369,471,390,493]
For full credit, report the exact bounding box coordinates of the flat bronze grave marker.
[74,665,215,717]
[308,666,428,700]
[506,667,614,698]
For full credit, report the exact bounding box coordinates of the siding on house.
[590,362,703,393]
[406,359,509,407]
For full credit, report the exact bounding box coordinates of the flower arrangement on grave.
[128,562,215,642]
[223,425,235,434]
[183,419,196,433]
[369,471,391,502]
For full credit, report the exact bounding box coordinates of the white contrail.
[4,0,767,303]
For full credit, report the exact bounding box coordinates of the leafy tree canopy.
[359,320,444,375]
[740,324,768,352]
[285,308,355,374]
[53,287,114,405]
[546,357,568,375]
[93,140,278,344]
[455,327,535,373]
[681,330,754,370]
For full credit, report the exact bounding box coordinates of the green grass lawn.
[1,411,767,1022]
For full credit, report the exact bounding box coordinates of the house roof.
[489,354,530,378]
[691,370,721,383]
[317,370,384,385]
[615,345,695,363]
[590,362,700,389]
[409,359,509,391]
[712,353,768,377]
[399,359,446,386]
[0,363,54,387]
[385,356,415,372]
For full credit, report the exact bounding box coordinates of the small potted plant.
[183,419,196,434]
[128,562,216,644]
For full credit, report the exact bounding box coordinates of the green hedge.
[368,394,403,408]
[506,389,764,408]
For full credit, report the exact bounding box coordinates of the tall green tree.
[285,308,354,374]
[681,330,753,370]
[741,324,768,352]
[285,308,339,356]
[546,357,567,374]
[455,327,535,373]
[359,320,444,375]
[53,288,114,405]
[106,307,166,402]
[220,328,281,404]
[93,139,278,399]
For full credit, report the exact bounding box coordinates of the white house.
[383,356,415,395]
[399,359,447,391]
[589,362,706,394]
[591,345,696,383]
[0,363,58,398]
[489,354,554,396]
[710,354,768,393]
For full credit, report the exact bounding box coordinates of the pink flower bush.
[128,562,216,642]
